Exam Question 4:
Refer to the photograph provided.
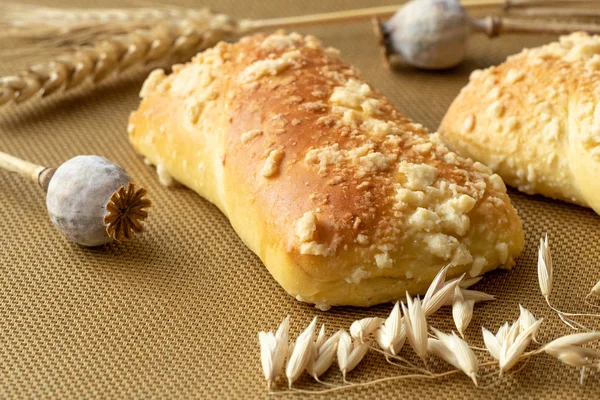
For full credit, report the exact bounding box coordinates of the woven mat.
[1,0,599,398]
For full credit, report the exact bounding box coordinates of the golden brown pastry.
[440,32,600,215]
[128,32,524,308]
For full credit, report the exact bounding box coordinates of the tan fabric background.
[1,0,599,398]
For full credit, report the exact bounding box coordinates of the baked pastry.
[128,32,524,308]
[439,32,600,215]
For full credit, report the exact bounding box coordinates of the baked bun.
[440,32,600,215]
[128,32,524,308]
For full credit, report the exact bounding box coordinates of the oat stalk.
[537,234,600,330]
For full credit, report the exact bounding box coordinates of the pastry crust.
[129,32,524,308]
[440,32,600,215]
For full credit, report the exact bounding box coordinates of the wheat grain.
[0,10,238,106]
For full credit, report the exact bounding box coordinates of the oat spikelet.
[544,333,600,370]
[443,289,496,306]
[536,235,599,330]
[337,330,369,383]
[307,326,343,380]
[460,277,482,288]
[429,328,479,385]
[483,315,543,374]
[421,265,465,317]
[286,317,317,388]
[519,305,541,343]
[537,234,552,299]
[375,302,406,356]
[350,317,384,342]
[402,294,428,361]
[452,286,474,338]
[589,280,600,296]
[258,316,289,390]
[104,183,151,242]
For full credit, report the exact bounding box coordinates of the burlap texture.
[1,0,599,398]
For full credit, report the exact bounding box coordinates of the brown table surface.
[1,0,599,398]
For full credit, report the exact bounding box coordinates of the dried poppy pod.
[0,151,150,247]
[372,0,600,70]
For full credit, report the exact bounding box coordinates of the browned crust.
[439,32,600,214]
[129,32,524,307]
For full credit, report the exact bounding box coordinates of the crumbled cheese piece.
[359,152,390,172]
[505,116,518,131]
[127,123,135,135]
[361,99,383,116]
[261,149,285,177]
[409,207,441,232]
[463,114,475,132]
[452,244,473,266]
[361,119,400,138]
[469,69,483,81]
[240,59,291,82]
[305,144,344,174]
[329,79,373,109]
[470,256,487,277]
[504,68,524,84]
[424,233,458,260]
[543,118,560,141]
[375,252,393,269]
[413,142,433,154]
[184,98,203,124]
[487,101,505,118]
[488,174,506,192]
[398,162,438,191]
[260,34,298,50]
[356,234,369,245]
[395,187,425,207]
[241,129,263,144]
[346,267,370,284]
[300,241,330,256]
[156,163,175,187]
[300,101,327,112]
[295,211,317,242]
[140,69,166,98]
[496,243,509,264]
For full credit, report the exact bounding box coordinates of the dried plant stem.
[269,360,512,396]
[368,346,432,374]
[584,294,600,310]
[239,0,503,31]
[472,16,600,38]
[506,7,600,18]
[0,150,53,189]
[504,0,599,8]
[544,296,600,331]
[269,370,463,396]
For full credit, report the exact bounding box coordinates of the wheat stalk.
[0,8,239,106]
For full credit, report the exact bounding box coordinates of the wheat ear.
[0,10,238,106]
